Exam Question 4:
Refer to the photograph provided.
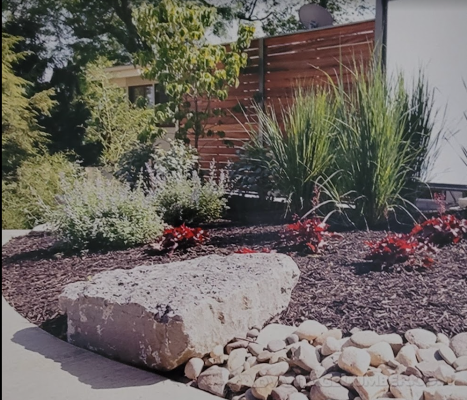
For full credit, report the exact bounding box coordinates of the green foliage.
[229,135,277,200]
[2,33,55,177]
[2,152,80,229]
[81,58,162,167]
[245,86,337,213]
[331,62,437,226]
[43,171,164,250]
[116,139,199,186]
[134,0,255,148]
[150,163,229,226]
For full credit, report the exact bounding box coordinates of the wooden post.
[375,0,388,70]
[258,37,265,143]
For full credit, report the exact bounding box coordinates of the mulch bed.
[2,223,467,340]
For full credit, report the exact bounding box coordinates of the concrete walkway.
[2,230,216,400]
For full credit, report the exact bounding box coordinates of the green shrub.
[82,58,162,167]
[116,139,198,187]
[245,86,336,213]
[332,62,438,226]
[43,172,164,250]
[2,152,80,229]
[151,163,229,226]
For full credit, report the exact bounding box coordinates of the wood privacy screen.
[193,20,375,170]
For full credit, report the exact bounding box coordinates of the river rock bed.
[184,322,467,400]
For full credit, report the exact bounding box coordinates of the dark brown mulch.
[2,224,467,340]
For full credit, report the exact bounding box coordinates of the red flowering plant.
[365,233,436,269]
[411,214,467,247]
[152,224,207,254]
[280,215,341,254]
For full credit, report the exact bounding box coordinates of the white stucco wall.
[386,0,467,186]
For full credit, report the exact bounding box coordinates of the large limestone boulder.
[59,253,300,371]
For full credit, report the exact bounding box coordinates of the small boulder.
[396,345,419,368]
[259,361,290,377]
[405,329,437,349]
[227,363,265,392]
[338,347,371,376]
[211,345,225,358]
[315,329,343,346]
[286,334,300,345]
[388,374,425,400]
[248,343,265,357]
[278,373,296,385]
[416,348,443,363]
[436,333,450,346]
[354,374,389,400]
[322,352,342,372]
[257,351,273,363]
[438,344,457,365]
[198,366,230,397]
[293,375,307,390]
[379,333,404,354]
[251,375,279,400]
[184,357,204,380]
[295,320,328,341]
[228,348,248,374]
[271,384,298,400]
[454,356,467,371]
[416,361,448,378]
[322,337,343,356]
[309,379,351,400]
[433,363,456,384]
[267,340,286,353]
[257,324,297,346]
[367,342,394,367]
[290,342,321,371]
[454,371,467,386]
[451,333,467,357]
[247,328,260,339]
[350,331,381,349]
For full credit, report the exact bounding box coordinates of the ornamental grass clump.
[331,62,439,227]
[43,171,164,250]
[246,86,337,213]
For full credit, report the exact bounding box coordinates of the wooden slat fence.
[193,20,375,170]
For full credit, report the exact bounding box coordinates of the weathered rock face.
[59,253,300,371]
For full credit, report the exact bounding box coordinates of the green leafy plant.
[245,86,337,213]
[134,0,255,148]
[43,171,164,250]
[2,34,55,178]
[331,62,439,227]
[81,58,162,167]
[2,152,80,229]
[229,135,277,200]
[116,139,199,187]
[150,162,229,226]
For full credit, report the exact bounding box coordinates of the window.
[128,84,174,127]
[128,85,154,107]
[128,84,169,108]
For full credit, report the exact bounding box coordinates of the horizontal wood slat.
[190,20,375,166]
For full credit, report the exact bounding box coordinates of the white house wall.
[386,0,467,186]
